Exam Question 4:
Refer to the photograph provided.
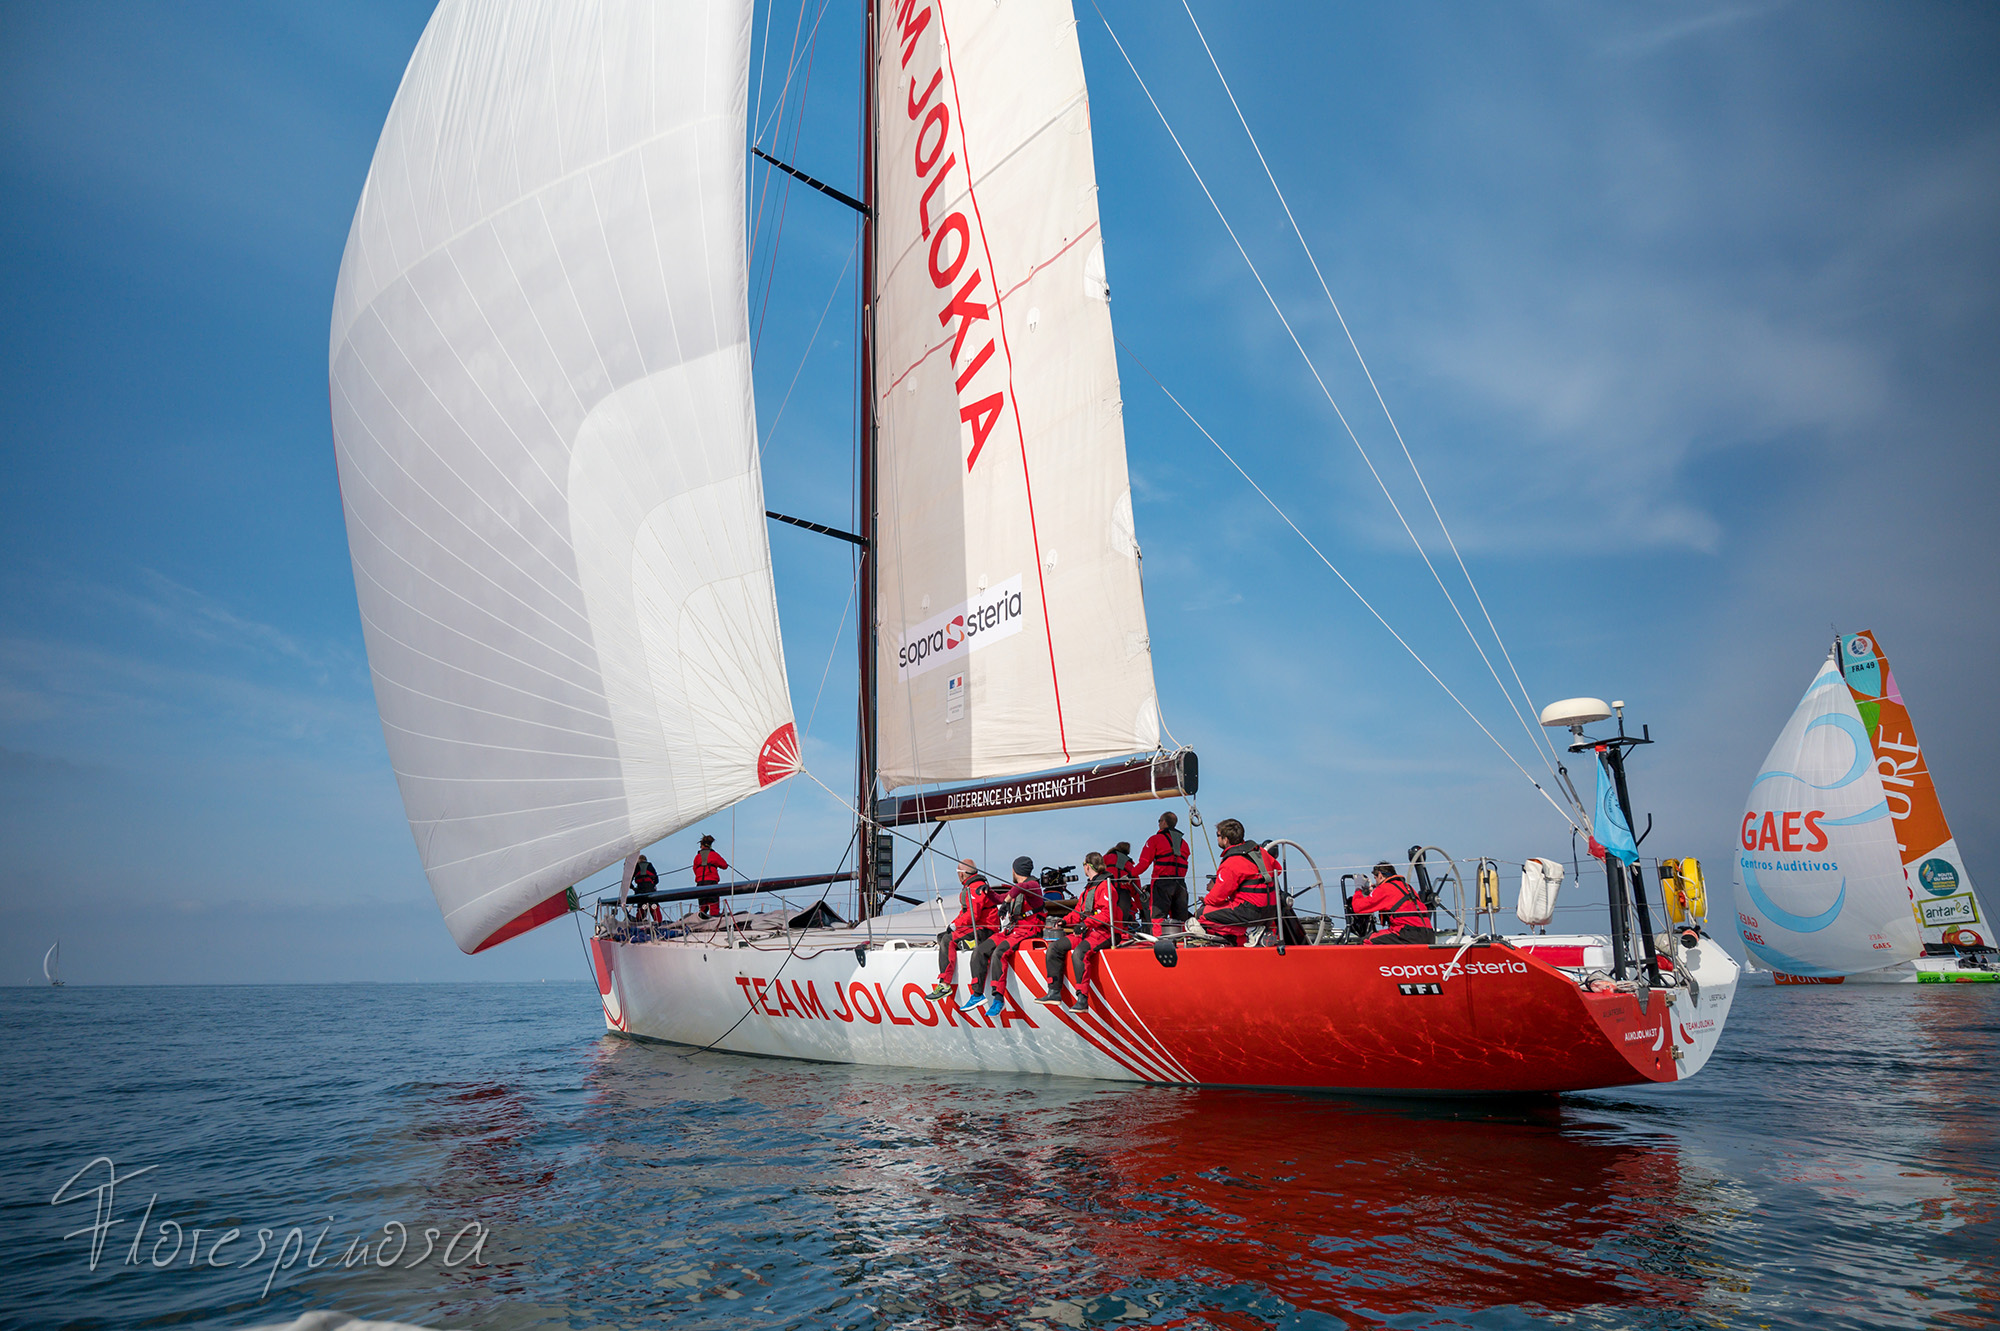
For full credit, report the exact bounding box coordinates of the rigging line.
[1179,1,1568,782]
[684,826,858,1059]
[738,566,858,918]
[1093,4,1564,793]
[752,18,825,358]
[762,235,859,456]
[1117,337,1583,833]
[747,0,821,321]
[749,0,782,168]
[754,0,835,149]
[795,766,1004,877]
[748,0,812,250]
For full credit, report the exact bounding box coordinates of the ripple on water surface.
[1,980,1994,1330]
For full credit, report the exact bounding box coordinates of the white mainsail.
[1732,654,1923,976]
[44,941,59,986]
[330,0,793,953]
[871,0,1160,791]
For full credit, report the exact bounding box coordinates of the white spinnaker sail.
[330,0,793,953]
[1733,655,1923,975]
[872,0,1159,791]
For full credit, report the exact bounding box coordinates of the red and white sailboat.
[328,0,1739,1093]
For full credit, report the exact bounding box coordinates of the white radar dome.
[1539,697,1613,729]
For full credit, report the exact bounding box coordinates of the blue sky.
[3,1,1996,983]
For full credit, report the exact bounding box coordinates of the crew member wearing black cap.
[693,835,729,918]
[962,856,1046,1017]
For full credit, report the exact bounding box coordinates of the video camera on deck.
[1039,864,1078,909]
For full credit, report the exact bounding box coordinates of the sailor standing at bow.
[692,835,729,918]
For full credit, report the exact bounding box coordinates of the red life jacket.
[1352,874,1428,927]
[1104,850,1139,883]
[952,873,996,936]
[1210,843,1277,914]
[966,878,1003,933]
[1064,872,1126,937]
[1138,831,1190,880]
[693,849,728,886]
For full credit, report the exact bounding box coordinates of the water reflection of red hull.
[1080,1091,1703,1322]
[571,1042,1714,1326]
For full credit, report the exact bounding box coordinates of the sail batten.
[332,0,792,954]
[872,0,1160,793]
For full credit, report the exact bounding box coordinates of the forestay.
[1733,655,1922,975]
[329,0,794,953]
[872,0,1160,792]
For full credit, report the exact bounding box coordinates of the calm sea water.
[1,979,1994,1330]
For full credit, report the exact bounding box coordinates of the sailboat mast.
[855,0,881,918]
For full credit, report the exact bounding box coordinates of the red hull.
[1082,942,1680,1094]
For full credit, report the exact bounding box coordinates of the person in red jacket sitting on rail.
[962,857,1045,1018]
[1351,861,1435,944]
[692,835,729,918]
[927,859,998,1002]
[1133,812,1192,924]
[1188,819,1279,946]
[1037,852,1138,1011]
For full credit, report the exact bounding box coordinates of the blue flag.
[1595,755,1638,865]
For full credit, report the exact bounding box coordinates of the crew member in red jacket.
[1103,841,1138,890]
[928,859,998,1001]
[963,857,1045,1017]
[1038,852,1137,1011]
[1190,819,1279,946]
[1134,812,1192,923]
[1351,861,1434,944]
[692,835,729,918]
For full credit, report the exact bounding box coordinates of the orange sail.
[1840,632,1988,949]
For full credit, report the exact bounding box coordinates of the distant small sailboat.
[44,940,63,988]
[1733,631,1997,984]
